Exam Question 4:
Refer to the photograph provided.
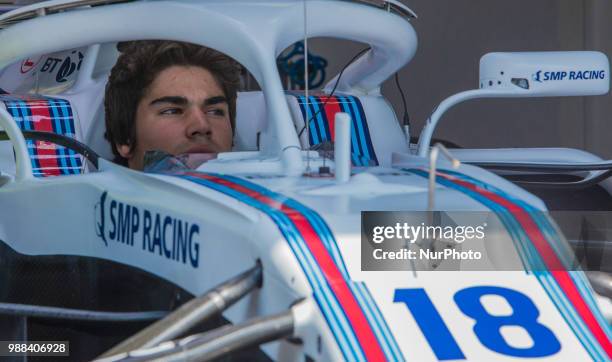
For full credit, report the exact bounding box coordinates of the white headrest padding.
[234,91,268,151]
[61,79,113,161]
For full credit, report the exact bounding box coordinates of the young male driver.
[104,40,241,170]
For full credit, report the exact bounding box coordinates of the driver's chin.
[181,143,219,155]
[128,154,144,171]
[129,148,150,170]
[129,143,227,170]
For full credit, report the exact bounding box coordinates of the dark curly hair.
[104,40,241,165]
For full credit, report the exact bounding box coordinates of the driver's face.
[118,65,233,170]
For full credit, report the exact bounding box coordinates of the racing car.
[0,0,610,361]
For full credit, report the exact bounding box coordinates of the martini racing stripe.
[337,95,377,167]
[27,96,60,176]
[47,98,69,173]
[321,96,340,139]
[0,95,82,177]
[174,172,402,362]
[431,176,603,359]
[408,168,612,360]
[179,173,367,360]
[50,97,81,173]
[293,95,378,166]
[309,96,330,145]
[352,282,404,360]
[224,173,352,280]
[220,173,403,361]
[217,174,403,361]
[437,169,612,360]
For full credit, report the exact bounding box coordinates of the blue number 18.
[393,286,561,360]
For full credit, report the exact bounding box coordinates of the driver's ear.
[117,144,132,159]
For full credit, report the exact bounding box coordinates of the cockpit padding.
[0,95,83,177]
[234,91,409,166]
[291,94,378,166]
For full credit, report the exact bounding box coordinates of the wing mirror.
[480,51,609,96]
[418,51,610,156]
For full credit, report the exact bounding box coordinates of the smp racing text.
[95,191,200,268]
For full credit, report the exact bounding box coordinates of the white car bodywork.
[0,1,610,361]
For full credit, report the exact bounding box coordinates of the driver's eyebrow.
[149,95,227,107]
[149,96,188,106]
[204,96,228,106]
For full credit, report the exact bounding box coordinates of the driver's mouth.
[185,144,216,154]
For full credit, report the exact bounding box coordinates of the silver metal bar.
[99,262,262,359]
[303,0,311,171]
[587,272,612,324]
[428,142,460,212]
[98,310,294,362]
[162,310,293,362]
[587,272,612,299]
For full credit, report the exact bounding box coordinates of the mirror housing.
[418,51,611,156]
[479,51,610,96]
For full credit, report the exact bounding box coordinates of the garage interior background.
[2,0,610,158]
[307,0,612,158]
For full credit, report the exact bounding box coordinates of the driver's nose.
[186,108,212,138]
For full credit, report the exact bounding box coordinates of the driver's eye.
[207,108,226,117]
[159,108,183,115]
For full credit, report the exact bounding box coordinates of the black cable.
[513,170,612,189]
[466,160,612,172]
[0,130,100,169]
[297,47,370,139]
[467,160,612,189]
[0,302,167,322]
[394,71,410,128]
